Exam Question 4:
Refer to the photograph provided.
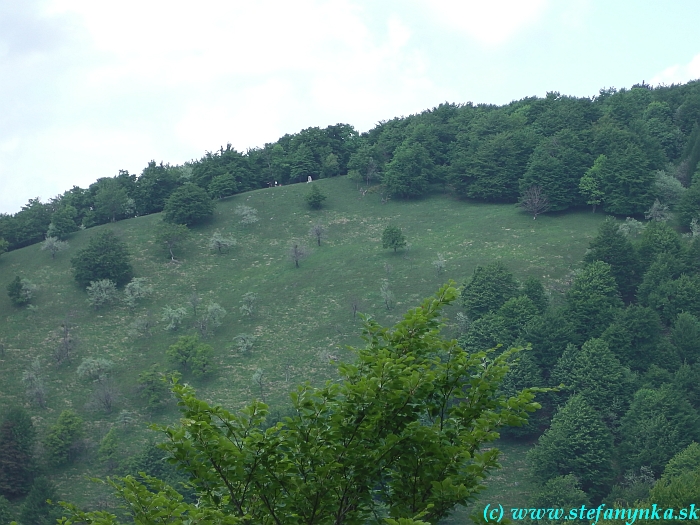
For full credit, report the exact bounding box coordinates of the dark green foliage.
[163,184,214,226]
[166,335,213,377]
[674,362,700,410]
[305,184,327,209]
[522,276,549,313]
[619,385,700,475]
[138,366,171,407]
[637,252,684,306]
[0,407,36,498]
[551,338,632,428]
[0,238,7,258]
[17,476,62,525]
[637,221,682,274]
[599,144,655,215]
[461,261,519,320]
[499,350,547,438]
[155,222,190,261]
[94,178,130,223]
[381,225,406,253]
[459,312,509,352]
[584,217,640,301]
[134,161,183,215]
[208,173,238,199]
[661,441,700,480]
[671,312,700,363]
[497,295,539,342]
[49,205,80,239]
[565,261,623,342]
[529,475,589,522]
[647,273,700,324]
[644,461,700,520]
[519,130,590,211]
[523,309,576,373]
[6,276,29,306]
[0,495,12,525]
[600,305,662,371]
[43,410,84,466]
[98,428,120,472]
[321,152,340,178]
[71,231,133,288]
[677,179,700,230]
[527,395,614,499]
[383,140,432,198]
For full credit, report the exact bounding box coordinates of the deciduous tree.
[517,184,551,219]
[156,222,190,261]
[71,231,133,288]
[163,184,214,226]
[382,225,407,253]
[305,184,327,209]
[86,279,119,310]
[41,236,69,259]
[288,241,309,268]
[44,409,84,466]
[0,407,36,498]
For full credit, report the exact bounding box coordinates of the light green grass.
[0,176,605,510]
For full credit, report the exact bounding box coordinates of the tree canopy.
[71,230,134,288]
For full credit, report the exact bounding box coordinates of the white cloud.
[419,0,549,45]
[650,53,700,86]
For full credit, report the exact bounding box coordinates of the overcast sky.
[1,0,699,214]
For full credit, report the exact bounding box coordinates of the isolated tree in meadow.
[6,276,36,306]
[138,366,171,408]
[252,368,265,401]
[288,241,309,268]
[71,230,133,288]
[209,231,236,254]
[77,357,114,382]
[235,205,259,225]
[87,377,121,413]
[305,184,327,209]
[232,333,255,355]
[517,184,551,219]
[166,334,213,377]
[309,222,326,246]
[380,279,394,310]
[44,409,84,466]
[21,357,47,408]
[57,283,545,525]
[196,302,227,338]
[382,225,406,253]
[86,279,119,310]
[239,292,257,317]
[161,305,187,331]
[41,236,68,259]
[123,277,153,310]
[156,221,190,261]
[432,253,446,276]
[0,407,36,498]
[163,184,214,226]
[98,428,121,472]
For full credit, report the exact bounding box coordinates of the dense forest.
[2,80,700,255]
[1,80,700,524]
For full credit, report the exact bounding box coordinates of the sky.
[1,0,699,214]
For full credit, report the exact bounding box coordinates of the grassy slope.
[0,176,605,513]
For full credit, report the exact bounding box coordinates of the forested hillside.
[2,81,700,255]
[1,80,700,524]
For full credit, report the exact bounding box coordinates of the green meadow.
[0,176,605,514]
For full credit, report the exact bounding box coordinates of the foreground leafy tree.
[71,231,133,288]
[163,184,214,226]
[381,225,406,253]
[41,236,69,259]
[57,284,544,525]
[155,222,190,261]
[0,407,36,498]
